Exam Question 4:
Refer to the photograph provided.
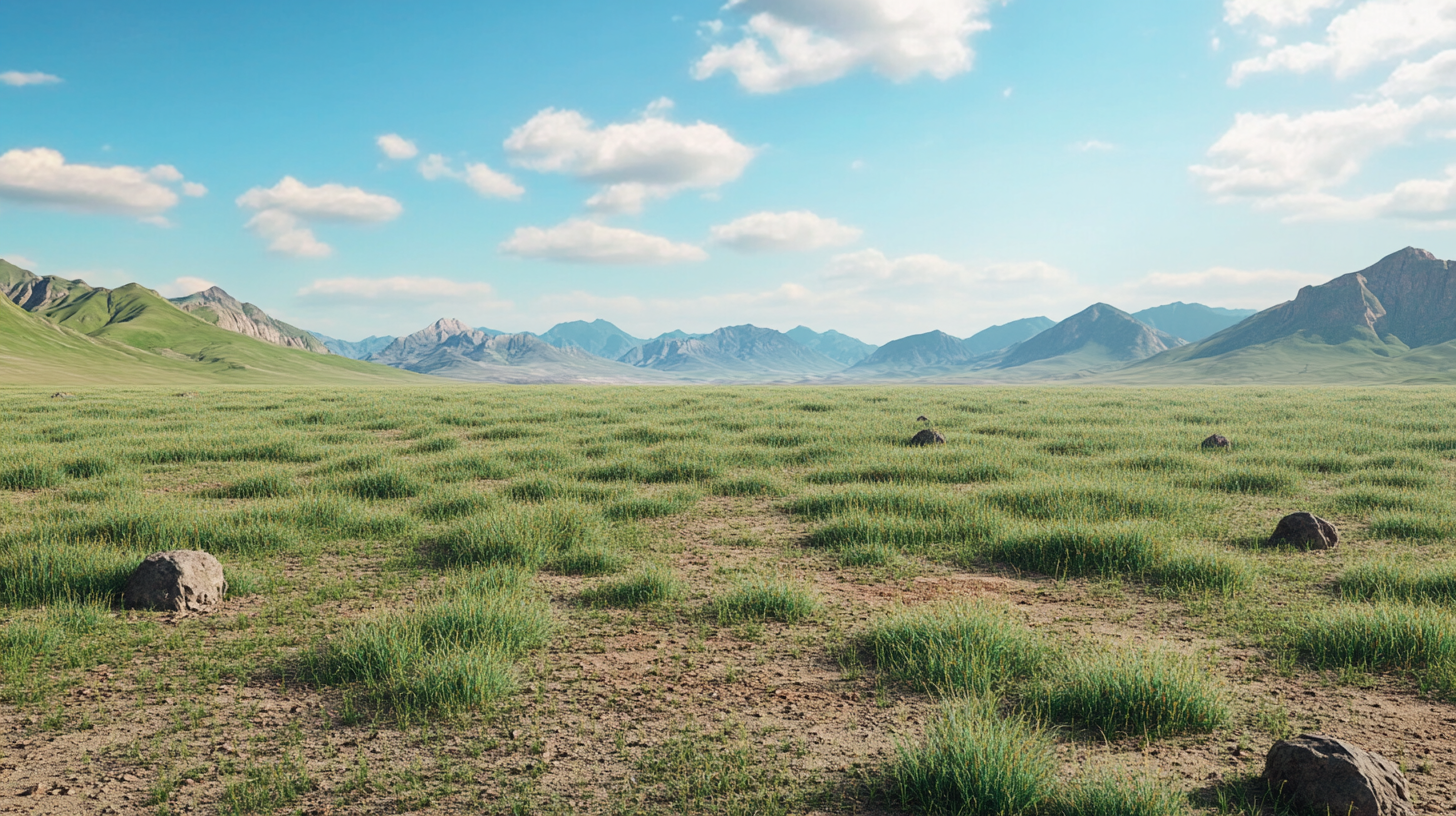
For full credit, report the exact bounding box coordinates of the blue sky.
[2,0,1454,344]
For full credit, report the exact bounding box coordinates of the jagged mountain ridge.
[618,324,844,380]
[369,318,676,383]
[170,286,328,353]
[312,332,396,359]
[539,319,646,360]
[784,326,878,366]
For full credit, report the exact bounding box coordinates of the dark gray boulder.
[1202,434,1231,449]
[123,550,227,612]
[909,429,945,446]
[1270,512,1339,550]
[1264,734,1414,816]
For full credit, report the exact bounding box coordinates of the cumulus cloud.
[500,220,708,265]
[1381,49,1456,96]
[1190,96,1456,213]
[417,154,524,199]
[1223,0,1345,27]
[0,71,62,87]
[710,210,862,252]
[1230,0,1456,84]
[156,276,218,298]
[693,0,1004,94]
[235,177,402,258]
[504,102,755,213]
[376,133,419,160]
[245,210,332,258]
[0,147,203,219]
[298,276,507,305]
[236,176,401,222]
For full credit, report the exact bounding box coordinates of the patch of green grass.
[1339,561,1456,604]
[408,435,460,454]
[714,578,819,624]
[431,501,607,569]
[1060,768,1191,816]
[708,476,788,497]
[1147,546,1255,594]
[1328,488,1431,513]
[838,542,902,568]
[546,545,627,576]
[580,565,681,608]
[1368,511,1456,541]
[629,723,803,816]
[0,463,64,490]
[503,476,622,503]
[309,567,550,715]
[412,490,494,522]
[808,512,996,553]
[50,506,300,554]
[866,600,1045,695]
[987,522,1160,579]
[0,540,139,606]
[1031,648,1228,737]
[214,472,299,499]
[602,489,700,520]
[1204,468,1296,495]
[342,469,425,500]
[887,697,1057,816]
[60,457,113,479]
[1287,603,1456,679]
[220,754,315,816]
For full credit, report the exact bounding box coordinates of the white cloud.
[693,0,1003,94]
[1072,140,1116,152]
[245,209,332,258]
[1230,0,1456,84]
[235,177,401,257]
[1381,49,1456,96]
[504,102,755,213]
[298,276,507,305]
[1119,266,1326,309]
[236,176,401,222]
[0,71,62,87]
[417,154,524,199]
[181,181,208,197]
[0,147,202,218]
[1,254,38,270]
[376,133,419,160]
[157,276,218,298]
[1223,0,1344,27]
[1264,164,1456,223]
[1190,96,1456,208]
[711,210,862,252]
[500,220,708,265]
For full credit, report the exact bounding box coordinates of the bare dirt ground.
[4,497,1455,814]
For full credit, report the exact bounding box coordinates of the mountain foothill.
[3,248,1454,385]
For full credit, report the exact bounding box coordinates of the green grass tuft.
[866,600,1044,695]
[432,501,606,569]
[1032,648,1228,737]
[714,577,819,624]
[342,469,425,500]
[580,565,682,608]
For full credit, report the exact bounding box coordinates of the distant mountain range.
[7,247,1453,386]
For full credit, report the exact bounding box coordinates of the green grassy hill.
[0,261,426,386]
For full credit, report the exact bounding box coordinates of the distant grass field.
[2,384,1456,814]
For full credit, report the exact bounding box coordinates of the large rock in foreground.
[909,429,946,446]
[1264,734,1414,816]
[1270,512,1339,550]
[123,550,228,612]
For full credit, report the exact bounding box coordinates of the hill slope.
[1132,302,1257,343]
[170,286,329,353]
[619,325,844,381]
[371,318,675,383]
[0,260,422,385]
[784,326,878,366]
[848,331,976,377]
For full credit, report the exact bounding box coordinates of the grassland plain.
[2,386,1456,814]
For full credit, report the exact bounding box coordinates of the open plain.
[3,385,1456,815]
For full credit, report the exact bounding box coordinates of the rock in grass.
[123,550,227,612]
[1270,512,1339,550]
[1264,734,1414,816]
[1202,434,1231,450]
[50,392,76,400]
[909,429,946,446]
